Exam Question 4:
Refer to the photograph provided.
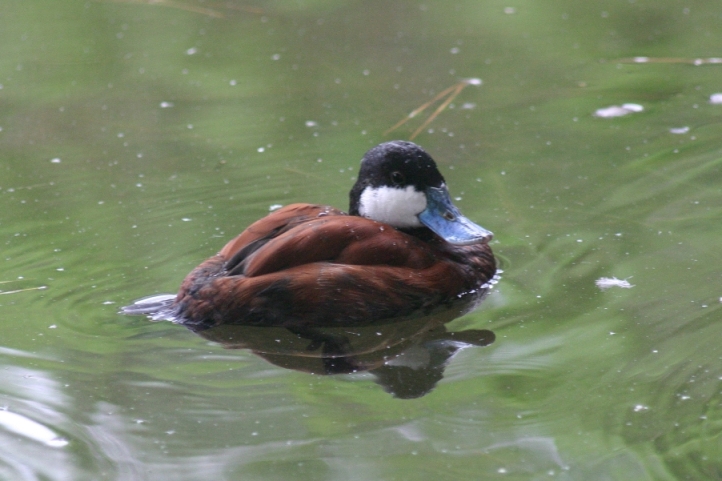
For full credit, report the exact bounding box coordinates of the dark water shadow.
[183,292,495,399]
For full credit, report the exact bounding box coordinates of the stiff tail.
[120,294,179,322]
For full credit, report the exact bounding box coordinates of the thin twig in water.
[0,286,47,296]
[385,78,481,140]
[101,0,225,18]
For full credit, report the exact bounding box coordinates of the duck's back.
[174,203,495,328]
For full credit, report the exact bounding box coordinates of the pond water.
[2,1,722,479]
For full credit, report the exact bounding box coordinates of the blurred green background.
[1,1,722,479]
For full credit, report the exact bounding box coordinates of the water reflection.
[156,290,495,399]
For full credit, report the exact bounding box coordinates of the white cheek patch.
[358,185,427,227]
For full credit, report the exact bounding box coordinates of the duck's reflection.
[185,298,494,399]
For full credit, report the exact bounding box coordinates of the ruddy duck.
[123,141,496,328]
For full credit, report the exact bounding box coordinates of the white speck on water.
[181,218,192,222]
[48,325,57,329]
[633,404,649,412]
[633,57,649,63]
[450,47,460,54]
[669,126,689,134]
[50,158,61,164]
[709,93,722,104]
[269,204,283,211]
[594,103,643,118]
[596,277,634,290]
[271,54,281,60]
[504,7,516,14]
[159,101,174,108]
[229,79,237,86]
[305,120,318,127]
[186,47,198,55]
[257,147,265,153]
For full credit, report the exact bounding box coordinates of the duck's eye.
[391,171,405,185]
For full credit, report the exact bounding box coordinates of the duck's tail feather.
[120,294,179,322]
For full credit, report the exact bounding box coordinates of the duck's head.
[349,141,493,245]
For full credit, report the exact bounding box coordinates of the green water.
[2,1,722,479]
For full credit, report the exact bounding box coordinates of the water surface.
[2,1,722,479]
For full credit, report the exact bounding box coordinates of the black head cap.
[349,141,446,215]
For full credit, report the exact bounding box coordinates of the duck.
[122,141,497,329]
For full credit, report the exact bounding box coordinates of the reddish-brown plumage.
[174,203,496,329]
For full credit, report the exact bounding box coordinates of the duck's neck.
[398,226,439,242]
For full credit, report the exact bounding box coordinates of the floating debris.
[0,285,47,295]
[105,0,226,18]
[620,57,722,66]
[595,277,634,290]
[385,78,482,140]
[669,126,690,134]
[709,93,722,105]
[594,103,643,118]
